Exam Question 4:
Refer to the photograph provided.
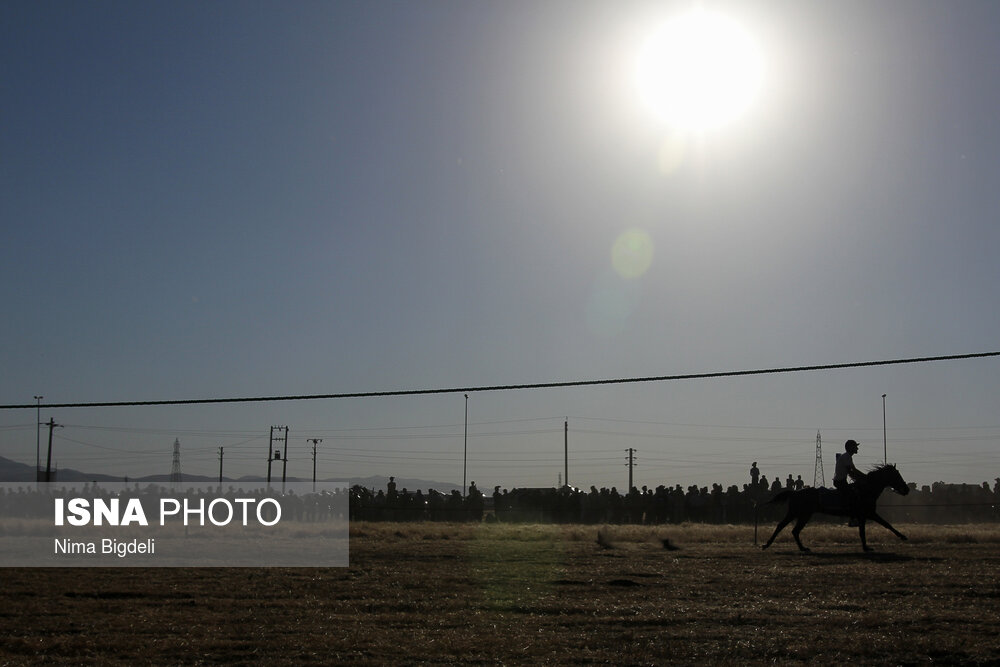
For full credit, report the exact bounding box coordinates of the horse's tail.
[766,489,793,505]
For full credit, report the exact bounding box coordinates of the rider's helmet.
[845,439,860,453]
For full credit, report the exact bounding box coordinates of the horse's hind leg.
[791,514,813,552]
[858,519,872,552]
[761,513,794,550]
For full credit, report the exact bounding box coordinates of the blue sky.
[2,1,998,490]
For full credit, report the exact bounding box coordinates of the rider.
[834,439,866,524]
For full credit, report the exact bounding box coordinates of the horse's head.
[880,464,910,495]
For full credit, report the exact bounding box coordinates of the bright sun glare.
[635,9,763,131]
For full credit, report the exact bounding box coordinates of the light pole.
[882,393,887,464]
[564,419,568,489]
[463,394,469,498]
[33,395,43,483]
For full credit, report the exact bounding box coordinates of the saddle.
[818,487,855,513]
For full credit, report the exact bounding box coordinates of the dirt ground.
[2,522,998,665]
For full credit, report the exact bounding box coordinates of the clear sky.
[2,1,998,491]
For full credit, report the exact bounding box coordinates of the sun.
[635,9,763,131]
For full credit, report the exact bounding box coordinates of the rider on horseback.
[834,439,866,524]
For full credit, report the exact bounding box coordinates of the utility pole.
[267,426,289,492]
[44,418,63,483]
[218,447,224,487]
[882,393,887,464]
[34,395,43,483]
[463,394,468,497]
[813,431,825,488]
[564,419,568,489]
[627,448,635,492]
[281,427,289,493]
[307,438,323,492]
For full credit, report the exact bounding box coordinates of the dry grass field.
[2,522,999,665]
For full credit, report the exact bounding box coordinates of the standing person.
[750,462,760,488]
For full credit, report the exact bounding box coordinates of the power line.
[0,423,34,431]
[60,424,264,438]
[570,427,808,442]
[3,351,998,410]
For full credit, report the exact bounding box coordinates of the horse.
[760,463,911,552]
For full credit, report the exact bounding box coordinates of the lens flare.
[612,229,654,279]
[657,134,688,176]
[586,270,641,339]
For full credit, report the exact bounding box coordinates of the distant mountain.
[0,456,39,482]
[0,456,461,493]
[0,456,219,484]
[0,456,124,483]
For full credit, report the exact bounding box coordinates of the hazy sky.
[2,1,998,491]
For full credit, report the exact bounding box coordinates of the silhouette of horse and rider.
[762,440,911,552]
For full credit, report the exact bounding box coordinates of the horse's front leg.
[870,511,908,541]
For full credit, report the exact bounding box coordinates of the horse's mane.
[867,462,898,475]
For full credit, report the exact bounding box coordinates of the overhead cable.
[2,350,997,410]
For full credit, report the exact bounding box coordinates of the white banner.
[0,482,348,567]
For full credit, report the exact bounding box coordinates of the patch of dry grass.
[1,522,998,665]
[356,520,1000,547]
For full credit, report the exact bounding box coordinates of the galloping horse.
[761,464,911,552]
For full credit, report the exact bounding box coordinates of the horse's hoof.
[799,547,811,553]
[900,534,908,541]
[761,544,769,550]
[863,547,874,552]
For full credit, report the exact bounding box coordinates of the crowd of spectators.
[347,471,1000,525]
